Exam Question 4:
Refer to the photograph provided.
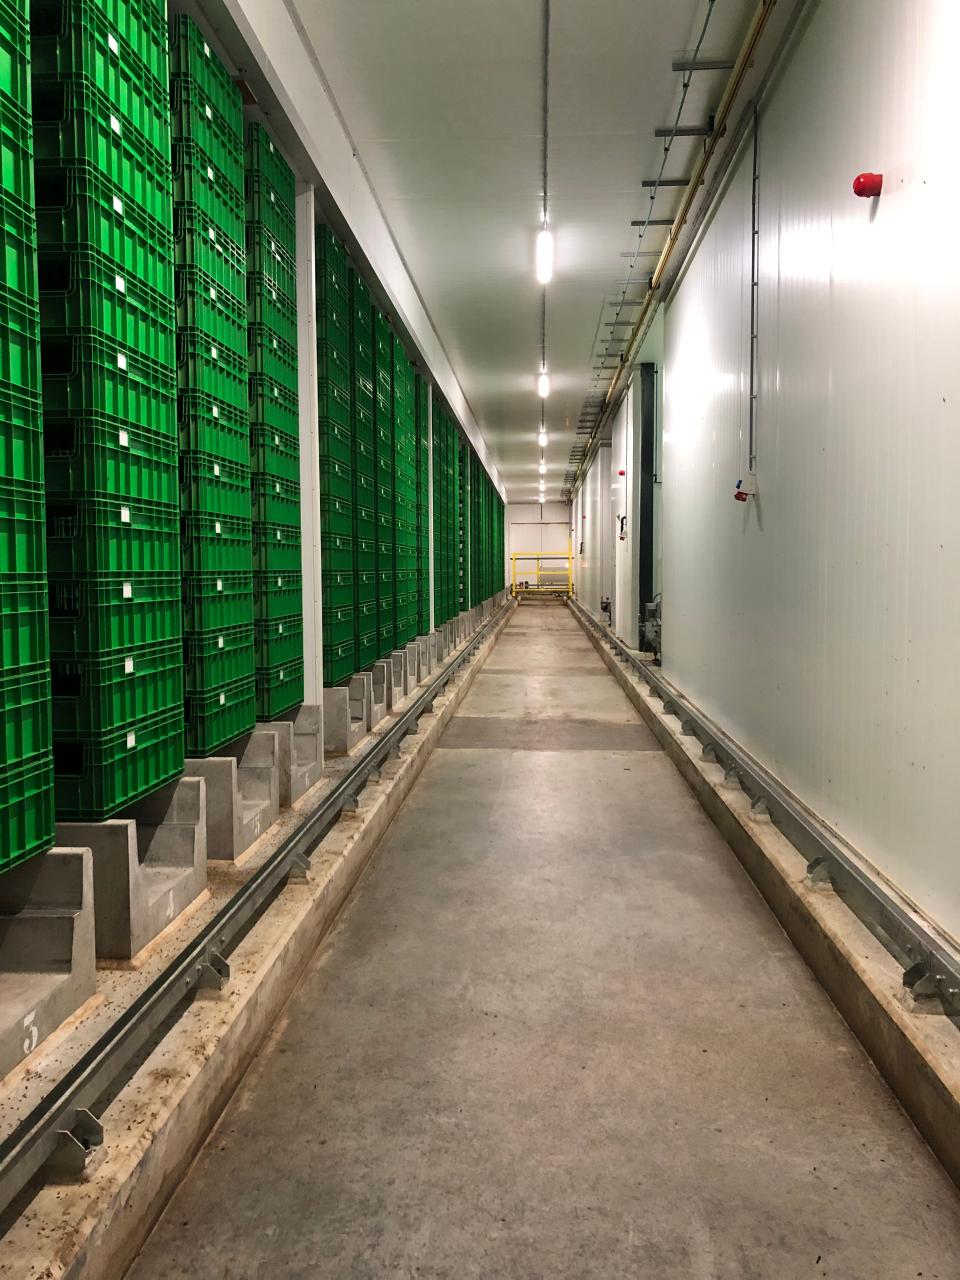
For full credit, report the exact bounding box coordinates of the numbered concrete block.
[323,686,365,756]
[185,729,280,861]
[265,705,323,807]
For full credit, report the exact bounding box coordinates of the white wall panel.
[662,0,960,939]
[505,503,570,589]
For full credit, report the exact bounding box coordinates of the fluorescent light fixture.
[537,430,548,447]
[536,228,554,284]
[538,461,547,475]
[537,370,550,398]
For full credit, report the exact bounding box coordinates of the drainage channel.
[0,603,512,1220]
[567,596,960,1018]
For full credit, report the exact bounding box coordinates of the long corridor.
[129,603,960,1278]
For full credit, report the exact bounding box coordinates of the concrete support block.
[404,642,420,691]
[390,650,410,703]
[57,777,207,960]
[372,660,394,714]
[185,729,280,861]
[0,847,96,1077]
[322,686,365,756]
[433,626,446,663]
[265,704,323,807]
[417,634,433,682]
[351,670,380,729]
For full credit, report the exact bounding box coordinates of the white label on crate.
[123,581,132,598]
[208,227,216,241]
[276,529,281,540]
[212,405,220,419]
[272,337,277,349]
[277,577,282,587]
[110,115,120,134]
[120,506,130,523]
[203,41,210,56]
[270,191,275,203]
[127,732,136,749]
[213,463,220,477]
[119,429,129,447]
[275,481,280,492]
[270,239,276,254]
[211,345,218,361]
[209,286,216,301]
[269,140,274,153]
[205,104,212,120]
[273,385,279,397]
[278,623,283,633]
[219,693,225,706]
[113,195,123,215]
[125,657,134,674]
[117,351,127,370]
[215,521,221,534]
[207,165,214,181]
[280,669,284,679]
[218,635,224,648]
[216,578,223,591]
[273,433,278,444]
[270,287,277,300]
[115,274,125,293]
[108,34,119,53]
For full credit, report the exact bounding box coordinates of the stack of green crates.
[373,308,394,657]
[33,0,183,818]
[246,123,302,718]
[317,225,354,684]
[415,372,430,634]
[1,0,55,858]
[171,15,255,755]
[393,336,417,645]
[458,433,468,612]
[350,267,377,669]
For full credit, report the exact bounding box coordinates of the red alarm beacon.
[853,172,883,198]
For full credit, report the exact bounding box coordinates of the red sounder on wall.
[853,172,883,198]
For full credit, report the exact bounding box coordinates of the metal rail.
[567,596,960,1017]
[0,600,512,1217]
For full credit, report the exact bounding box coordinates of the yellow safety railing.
[510,544,573,598]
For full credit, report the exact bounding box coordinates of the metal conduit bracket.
[288,851,312,884]
[48,1108,103,1183]
[196,951,230,992]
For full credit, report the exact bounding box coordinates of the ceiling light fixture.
[536,226,554,284]
[538,429,548,447]
[538,461,547,476]
[537,369,550,398]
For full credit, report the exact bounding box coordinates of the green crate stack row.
[171,15,255,757]
[392,335,417,646]
[415,372,430,633]
[373,306,395,657]
[34,0,184,820]
[432,398,459,626]
[246,122,303,720]
[458,433,468,612]
[350,267,377,671]
[1,0,55,862]
[317,224,354,685]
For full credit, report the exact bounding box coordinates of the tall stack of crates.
[245,123,302,718]
[34,0,183,817]
[373,308,394,656]
[415,372,430,634]
[393,336,417,645]
[171,16,254,756]
[432,400,458,625]
[1,0,54,858]
[458,434,468,611]
[468,449,481,608]
[350,267,377,669]
[317,225,354,684]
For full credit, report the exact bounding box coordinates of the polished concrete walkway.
[129,602,960,1278]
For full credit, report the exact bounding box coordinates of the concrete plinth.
[404,642,420,691]
[265,704,324,807]
[390,650,409,703]
[57,777,207,960]
[372,660,394,715]
[351,670,383,729]
[323,686,366,756]
[0,847,96,1077]
[185,729,280,861]
[417,634,434,683]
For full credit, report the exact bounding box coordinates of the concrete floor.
[129,601,960,1279]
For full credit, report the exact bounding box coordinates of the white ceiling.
[291,0,755,502]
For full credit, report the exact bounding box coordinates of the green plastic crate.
[175,263,246,357]
[356,632,377,670]
[177,325,247,407]
[169,16,239,123]
[1,573,47,669]
[247,270,296,339]
[184,672,255,756]
[254,612,302,667]
[323,602,353,645]
[254,570,301,621]
[44,415,177,505]
[41,328,175,431]
[319,420,351,469]
[318,381,350,430]
[245,173,295,252]
[182,569,253,634]
[0,86,33,209]
[0,749,55,869]
[253,521,301,573]
[180,450,252,520]
[32,0,170,87]
[255,658,303,720]
[317,296,349,355]
[248,322,297,392]
[250,423,299,481]
[0,659,51,767]
[38,246,175,367]
[184,620,255,690]
[53,704,184,819]
[319,493,351,538]
[354,399,373,443]
[48,570,181,655]
[46,492,179,576]
[181,509,252,576]
[0,478,47,577]
[247,220,295,296]
[169,76,242,186]
[356,571,376,605]
[179,388,249,464]
[322,565,354,609]
[245,123,295,209]
[35,162,173,295]
[32,73,171,177]
[174,201,246,296]
[0,187,38,310]
[51,637,182,735]
[252,471,299,525]
[317,337,349,389]
[249,375,298,432]
[173,141,244,255]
